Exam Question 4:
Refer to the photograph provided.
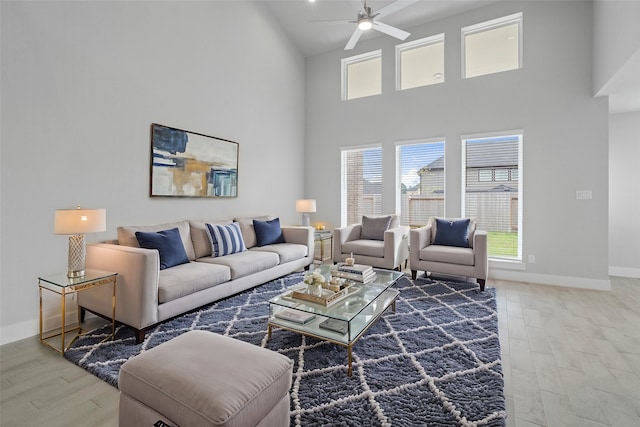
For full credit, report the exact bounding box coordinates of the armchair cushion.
[360,215,392,240]
[342,240,385,258]
[421,245,475,266]
[432,218,471,248]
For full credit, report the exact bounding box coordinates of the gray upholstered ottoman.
[118,330,293,427]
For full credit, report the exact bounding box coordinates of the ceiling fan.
[331,0,418,50]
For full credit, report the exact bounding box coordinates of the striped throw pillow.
[205,222,247,257]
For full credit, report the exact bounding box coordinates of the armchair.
[410,218,488,291]
[333,215,409,271]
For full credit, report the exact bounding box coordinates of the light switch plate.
[576,190,592,200]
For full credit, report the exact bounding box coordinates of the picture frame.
[150,123,239,198]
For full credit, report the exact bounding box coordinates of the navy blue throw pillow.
[253,218,285,247]
[135,227,190,270]
[433,218,471,248]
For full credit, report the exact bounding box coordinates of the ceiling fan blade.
[373,21,410,40]
[376,0,420,19]
[345,28,364,50]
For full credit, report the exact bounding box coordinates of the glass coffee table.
[267,268,403,376]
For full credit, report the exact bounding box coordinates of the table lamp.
[295,199,316,227]
[54,206,106,277]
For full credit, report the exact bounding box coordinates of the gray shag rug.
[65,272,506,426]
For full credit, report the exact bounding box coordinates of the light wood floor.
[1,276,639,427]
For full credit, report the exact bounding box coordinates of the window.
[462,13,522,79]
[396,34,445,91]
[341,145,382,226]
[342,50,382,101]
[462,132,523,260]
[396,139,445,227]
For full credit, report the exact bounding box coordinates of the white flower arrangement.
[303,270,326,285]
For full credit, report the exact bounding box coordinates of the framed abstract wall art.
[150,123,239,198]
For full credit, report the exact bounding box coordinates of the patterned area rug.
[65,272,506,426]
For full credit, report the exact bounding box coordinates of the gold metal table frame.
[38,269,117,355]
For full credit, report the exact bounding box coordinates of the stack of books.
[334,263,376,283]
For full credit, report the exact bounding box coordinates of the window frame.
[340,143,383,227]
[461,130,524,261]
[395,33,445,91]
[461,12,523,79]
[395,138,446,227]
[341,50,382,101]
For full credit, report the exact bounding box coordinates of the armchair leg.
[478,279,486,292]
[411,270,417,280]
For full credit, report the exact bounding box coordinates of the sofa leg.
[478,279,486,292]
[135,329,146,344]
[411,270,417,280]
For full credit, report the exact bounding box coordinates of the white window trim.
[461,129,524,261]
[341,50,382,101]
[395,34,445,91]
[461,12,523,79]
[340,143,383,227]
[394,137,446,215]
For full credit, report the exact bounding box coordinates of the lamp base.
[301,213,310,227]
[67,234,86,278]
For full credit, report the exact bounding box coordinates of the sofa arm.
[79,243,160,330]
[281,226,314,259]
[410,226,432,266]
[383,226,409,266]
[472,230,488,280]
[332,224,362,261]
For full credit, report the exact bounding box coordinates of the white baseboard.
[609,266,640,278]
[0,319,38,346]
[0,310,84,346]
[489,269,611,291]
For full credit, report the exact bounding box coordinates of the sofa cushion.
[135,228,190,270]
[197,250,280,280]
[234,216,270,248]
[250,243,308,264]
[158,262,231,304]
[189,219,233,259]
[421,245,475,266]
[118,220,196,261]
[433,218,471,248]
[206,223,247,257]
[361,215,391,240]
[342,239,385,258]
[253,218,285,246]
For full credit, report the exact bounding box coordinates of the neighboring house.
[416,139,519,232]
[419,140,519,194]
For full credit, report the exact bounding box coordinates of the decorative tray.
[288,282,358,307]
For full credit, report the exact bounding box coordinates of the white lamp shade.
[295,199,317,213]
[54,208,106,235]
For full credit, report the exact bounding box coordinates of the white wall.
[305,0,610,289]
[609,112,640,278]
[593,0,640,95]
[0,1,306,344]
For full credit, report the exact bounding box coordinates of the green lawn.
[487,231,518,258]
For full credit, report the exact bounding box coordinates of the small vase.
[308,283,323,297]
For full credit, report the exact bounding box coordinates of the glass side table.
[314,231,333,264]
[38,269,117,355]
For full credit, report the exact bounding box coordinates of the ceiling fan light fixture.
[358,17,373,31]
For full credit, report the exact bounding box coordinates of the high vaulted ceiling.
[264,0,498,57]
[264,0,639,113]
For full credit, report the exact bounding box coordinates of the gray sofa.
[79,216,314,342]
